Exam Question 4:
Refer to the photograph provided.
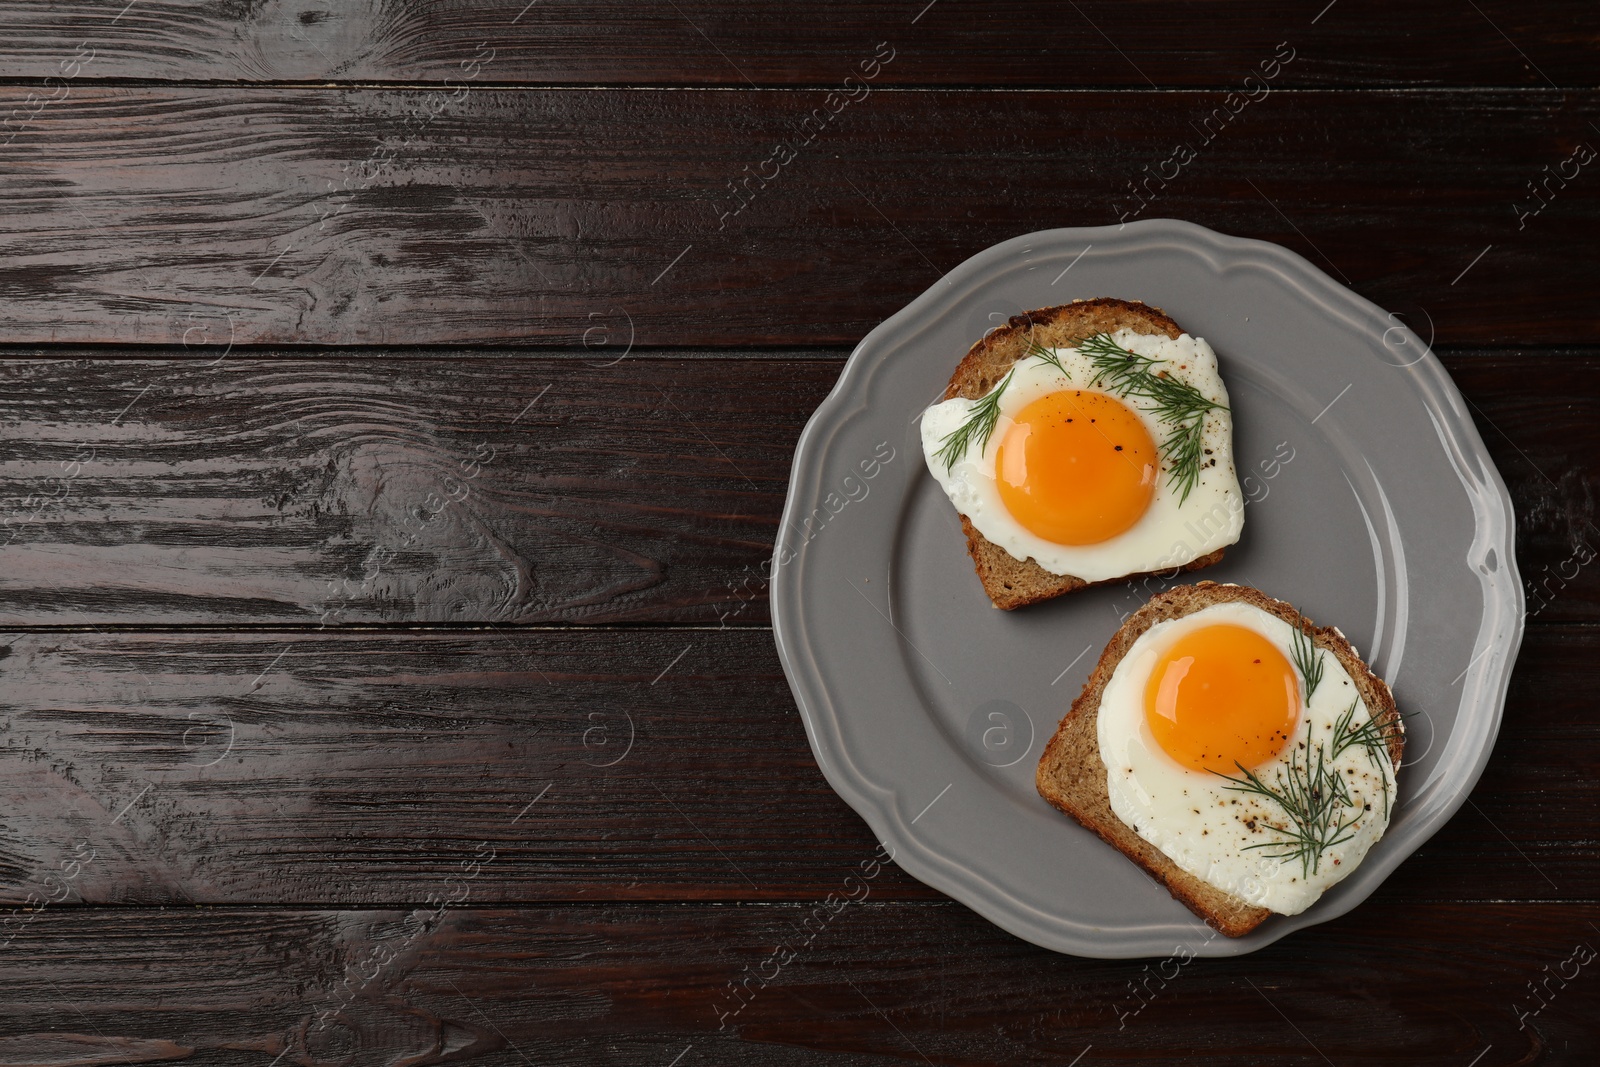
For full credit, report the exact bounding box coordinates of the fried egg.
[919,330,1242,581]
[1098,599,1398,915]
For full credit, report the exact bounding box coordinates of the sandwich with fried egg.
[1036,581,1404,936]
[919,299,1241,610]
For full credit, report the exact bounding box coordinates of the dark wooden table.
[1,2,1597,1064]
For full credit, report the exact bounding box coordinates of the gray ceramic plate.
[770,219,1524,958]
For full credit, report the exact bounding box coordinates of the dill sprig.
[932,337,1065,471]
[932,366,1015,471]
[1331,700,1406,817]
[1214,721,1365,879]
[931,331,1226,493]
[1331,700,1390,764]
[1290,621,1325,702]
[1022,335,1070,377]
[1079,332,1228,504]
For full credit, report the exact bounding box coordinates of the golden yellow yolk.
[994,390,1158,546]
[1144,623,1300,773]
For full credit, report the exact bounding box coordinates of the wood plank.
[0,351,1594,626]
[5,902,1596,1063]
[1,1,1594,87]
[0,625,1590,905]
[0,355,821,626]
[1457,353,1600,628]
[0,88,1595,346]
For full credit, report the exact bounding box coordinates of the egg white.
[919,330,1242,582]
[1098,600,1398,915]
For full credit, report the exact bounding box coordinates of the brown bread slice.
[1035,581,1404,938]
[941,298,1227,610]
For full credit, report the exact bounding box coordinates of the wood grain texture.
[0,351,1593,626]
[1457,354,1600,627]
[0,88,1596,346]
[0,355,818,626]
[0,1,1594,87]
[4,902,1597,1065]
[0,625,1590,906]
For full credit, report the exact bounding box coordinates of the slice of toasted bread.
[942,298,1226,610]
[1035,581,1404,938]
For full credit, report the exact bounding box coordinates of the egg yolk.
[994,390,1158,546]
[1144,623,1299,773]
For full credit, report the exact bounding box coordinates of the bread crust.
[1034,581,1404,938]
[941,298,1227,609]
